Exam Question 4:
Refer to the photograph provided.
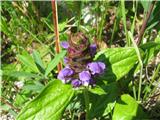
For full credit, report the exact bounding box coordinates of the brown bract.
[67,32,92,73]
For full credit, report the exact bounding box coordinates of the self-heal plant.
[57,32,106,88]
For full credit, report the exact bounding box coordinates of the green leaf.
[17,80,75,120]
[14,94,28,107]
[147,2,160,30]
[45,51,66,77]
[112,94,148,120]
[140,41,160,65]
[17,51,39,73]
[88,82,120,119]
[140,41,160,50]
[140,0,152,13]
[32,50,45,74]
[1,16,10,37]
[23,81,44,93]
[59,21,67,31]
[94,47,141,83]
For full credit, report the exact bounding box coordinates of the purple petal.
[90,44,97,57]
[71,79,82,88]
[57,67,74,83]
[87,62,105,75]
[60,41,69,49]
[79,71,91,86]
[97,62,105,70]
[64,57,69,64]
[79,71,91,81]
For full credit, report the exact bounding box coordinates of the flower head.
[57,67,74,83]
[57,32,106,88]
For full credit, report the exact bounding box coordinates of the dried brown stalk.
[0,97,20,112]
[136,1,156,45]
[51,0,62,72]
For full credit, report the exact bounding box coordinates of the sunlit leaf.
[95,47,142,83]
[112,94,148,120]
[17,80,75,120]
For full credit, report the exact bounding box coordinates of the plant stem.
[83,88,89,120]
[121,0,130,46]
[138,66,143,101]
[77,1,82,32]
[136,1,156,45]
[0,97,20,112]
[144,64,160,100]
[132,80,137,100]
[128,31,143,101]
[51,0,62,73]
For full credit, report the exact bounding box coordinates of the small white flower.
[14,81,24,89]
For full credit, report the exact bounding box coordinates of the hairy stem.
[129,31,143,101]
[51,0,62,72]
[83,88,89,120]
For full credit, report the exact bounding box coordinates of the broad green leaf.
[17,80,75,120]
[112,94,148,120]
[17,51,39,73]
[94,47,141,83]
[88,82,120,119]
[45,51,66,76]
[33,50,45,74]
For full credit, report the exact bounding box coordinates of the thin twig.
[0,97,20,112]
[51,0,62,72]
[149,92,160,98]
[136,1,156,45]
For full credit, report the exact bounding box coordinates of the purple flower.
[87,62,105,75]
[79,71,91,86]
[71,79,82,88]
[60,41,69,49]
[57,67,74,83]
[64,57,69,64]
[90,44,97,57]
